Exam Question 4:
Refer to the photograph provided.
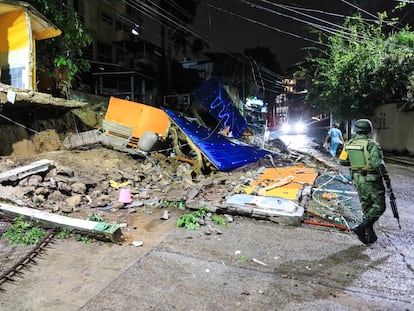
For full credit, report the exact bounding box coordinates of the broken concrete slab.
[0,159,54,183]
[0,202,122,242]
[224,194,304,226]
[0,84,86,108]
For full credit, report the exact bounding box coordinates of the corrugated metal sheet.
[192,77,248,138]
[163,108,275,171]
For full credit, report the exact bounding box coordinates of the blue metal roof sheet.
[163,108,276,171]
[192,77,248,138]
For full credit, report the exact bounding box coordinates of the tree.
[31,0,92,93]
[296,11,414,120]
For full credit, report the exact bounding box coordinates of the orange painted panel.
[254,166,318,186]
[245,165,318,199]
[104,97,170,139]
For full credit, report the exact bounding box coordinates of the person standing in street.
[344,119,390,244]
[324,123,344,159]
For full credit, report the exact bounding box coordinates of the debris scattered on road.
[160,210,169,220]
[252,258,268,266]
[0,95,363,243]
[132,241,144,247]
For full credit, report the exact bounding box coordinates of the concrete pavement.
[0,135,413,311]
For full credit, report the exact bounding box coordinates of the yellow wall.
[0,4,61,90]
[0,9,29,52]
[0,8,30,88]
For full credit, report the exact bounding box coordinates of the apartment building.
[68,0,160,103]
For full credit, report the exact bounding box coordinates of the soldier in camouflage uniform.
[344,119,390,244]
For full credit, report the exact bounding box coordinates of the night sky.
[190,0,407,73]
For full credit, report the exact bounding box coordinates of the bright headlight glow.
[281,123,290,133]
[294,122,305,133]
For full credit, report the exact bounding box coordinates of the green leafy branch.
[176,208,206,230]
[2,216,47,245]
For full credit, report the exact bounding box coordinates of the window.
[101,12,113,25]
[97,42,113,63]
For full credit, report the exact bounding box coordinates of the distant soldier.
[345,119,390,244]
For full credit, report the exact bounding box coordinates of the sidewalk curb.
[384,156,414,166]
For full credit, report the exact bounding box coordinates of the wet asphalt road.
[1,131,413,311]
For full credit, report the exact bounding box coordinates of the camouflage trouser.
[352,172,386,220]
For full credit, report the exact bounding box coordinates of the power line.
[340,0,380,21]
[242,0,370,43]
[91,0,283,92]
[129,0,283,86]
[229,0,410,52]
[164,0,193,20]
[280,3,393,25]
[201,1,329,48]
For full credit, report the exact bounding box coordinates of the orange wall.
[104,97,171,139]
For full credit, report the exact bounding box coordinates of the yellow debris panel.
[104,97,170,139]
[245,165,318,199]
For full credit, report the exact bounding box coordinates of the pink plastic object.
[118,188,132,204]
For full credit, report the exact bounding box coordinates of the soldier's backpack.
[344,138,373,170]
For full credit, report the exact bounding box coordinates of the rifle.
[386,179,401,229]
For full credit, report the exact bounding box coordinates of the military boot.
[352,219,369,245]
[353,225,368,244]
[365,218,378,244]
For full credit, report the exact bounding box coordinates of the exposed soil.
[11,129,63,156]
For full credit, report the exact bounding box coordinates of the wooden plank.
[0,159,54,183]
[0,203,122,242]
[257,175,295,195]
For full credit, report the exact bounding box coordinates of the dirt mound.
[12,130,62,156]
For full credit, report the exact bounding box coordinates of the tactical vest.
[345,139,374,170]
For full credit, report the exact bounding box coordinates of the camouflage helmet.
[354,119,372,134]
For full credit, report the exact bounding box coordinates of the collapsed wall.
[0,90,109,156]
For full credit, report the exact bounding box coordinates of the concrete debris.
[0,132,349,241]
[160,210,169,220]
[132,241,144,247]
[252,258,268,266]
[0,202,122,242]
[0,159,54,183]
[224,194,304,226]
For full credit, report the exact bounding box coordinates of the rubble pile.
[0,91,359,235]
[0,147,304,218]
